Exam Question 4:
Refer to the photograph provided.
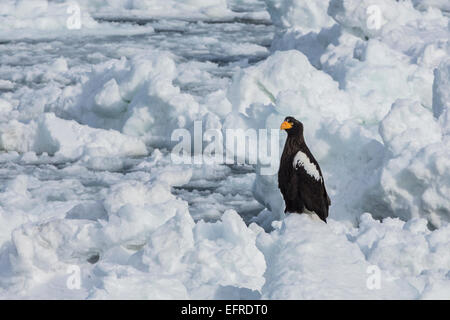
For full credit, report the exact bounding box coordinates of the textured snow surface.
[0,0,449,299]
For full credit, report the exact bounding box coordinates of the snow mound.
[1,162,266,299]
[323,0,448,110]
[8,203,266,299]
[110,209,266,299]
[264,0,340,69]
[355,213,450,280]
[379,99,441,157]
[257,214,419,299]
[68,53,203,147]
[228,50,353,121]
[101,177,191,247]
[265,0,335,32]
[0,113,147,161]
[0,0,98,38]
[37,113,148,159]
[2,164,192,293]
[328,0,447,40]
[353,213,450,299]
[379,99,449,227]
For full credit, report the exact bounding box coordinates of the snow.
[64,52,203,147]
[0,113,147,160]
[0,0,97,33]
[257,214,419,299]
[0,0,449,300]
[378,99,450,226]
[265,0,335,32]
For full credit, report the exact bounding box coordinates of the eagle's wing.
[293,149,329,221]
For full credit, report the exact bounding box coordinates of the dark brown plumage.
[278,116,331,222]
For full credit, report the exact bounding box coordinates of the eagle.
[278,116,331,222]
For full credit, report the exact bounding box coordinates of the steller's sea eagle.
[278,116,331,222]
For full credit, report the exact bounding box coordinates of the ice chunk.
[432,59,450,119]
[328,0,447,40]
[0,120,37,153]
[125,209,266,299]
[68,53,203,147]
[93,79,127,117]
[35,113,147,159]
[355,213,450,278]
[265,0,335,32]
[379,100,449,226]
[228,50,353,121]
[379,99,441,157]
[258,214,418,299]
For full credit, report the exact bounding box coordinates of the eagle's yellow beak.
[280,121,293,130]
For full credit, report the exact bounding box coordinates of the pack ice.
[0,0,449,299]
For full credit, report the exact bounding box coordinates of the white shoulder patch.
[293,151,322,181]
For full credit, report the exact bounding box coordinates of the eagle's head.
[280,116,303,137]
